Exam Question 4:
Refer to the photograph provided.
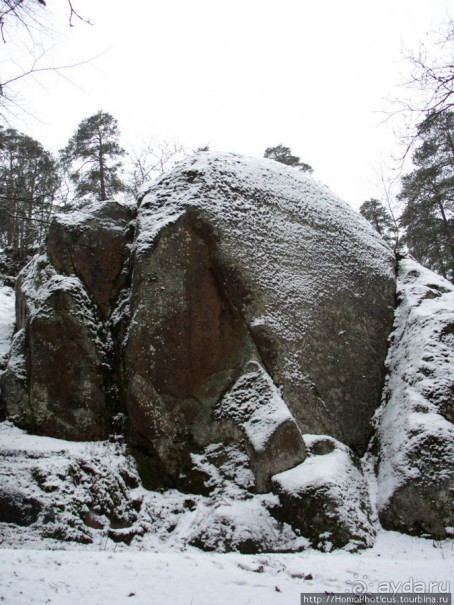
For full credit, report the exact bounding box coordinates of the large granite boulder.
[1,152,396,545]
[373,259,454,539]
[125,151,395,486]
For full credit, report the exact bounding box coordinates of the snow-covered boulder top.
[138,152,393,281]
[135,152,396,454]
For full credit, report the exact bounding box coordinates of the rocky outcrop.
[372,259,454,539]
[2,256,109,439]
[1,200,135,440]
[125,152,395,488]
[46,201,134,318]
[272,435,375,551]
[0,422,307,552]
[0,152,397,549]
[0,424,142,546]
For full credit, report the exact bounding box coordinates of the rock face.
[272,435,376,551]
[1,200,135,440]
[126,153,395,470]
[373,259,454,539]
[0,152,397,549]
[46,201,134,318]
[2,258,109,440]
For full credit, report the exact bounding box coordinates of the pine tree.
[61,111,125,202]
[398,111,454,280]
[264,144,313,173]
[0,127,60,258]
[359,198,399,250]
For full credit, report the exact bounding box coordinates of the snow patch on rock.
[214,362,294,453]
[0,285,15,365]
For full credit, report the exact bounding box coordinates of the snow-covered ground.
[0,532,452,605]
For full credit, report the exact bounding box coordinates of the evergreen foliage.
[61,111,125,202]
[359,198,399,251]
[398,111,454,281]
[264,144,313,173]
[0,127,59,259]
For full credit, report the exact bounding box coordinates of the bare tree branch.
[67,0,91,27]
[386,17,454,166]
[127,139,187,198]
[0,0,91,42]
[0,0,91,116]
[1,53,92,89]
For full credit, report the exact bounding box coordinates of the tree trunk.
[97,128,107,201]
[435,196,454,262]
[6,154,16,247]
[99,150,106,201]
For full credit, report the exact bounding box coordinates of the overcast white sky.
[3,0,452,209]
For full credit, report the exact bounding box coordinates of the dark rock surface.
[0,152,400,549]
[46,201,135,318]
[0,488,42,526]
[272,435,375,551]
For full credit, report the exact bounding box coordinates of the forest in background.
[0,1,452,281]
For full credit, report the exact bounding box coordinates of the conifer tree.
[264,144,313,173]
[398,111,454,281]
[0,127,59,258]
[359,198,399,251]
[61,111,125,202]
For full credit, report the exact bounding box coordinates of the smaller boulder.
[187,497,303,554]
[1,255,109,440]
[213,361,306,491]
[46,200,135,318]
[271,435,375,551]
